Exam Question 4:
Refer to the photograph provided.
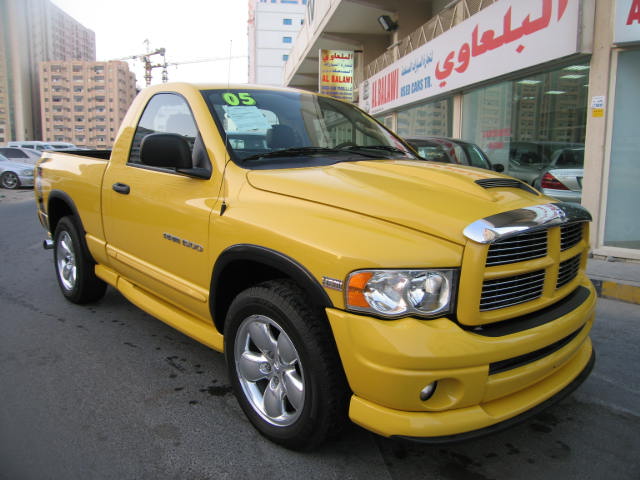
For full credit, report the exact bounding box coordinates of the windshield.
[551,148,584,168]
[459,142,491,169]
[202,89,416,169]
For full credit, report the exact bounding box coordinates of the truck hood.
[246,160,544,245]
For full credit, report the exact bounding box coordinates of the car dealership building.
[283,0,640,261]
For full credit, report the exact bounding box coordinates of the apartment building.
[40,61,136,149]
[0,0,96,143]
[248,0,307,85]
[0,21,9,145]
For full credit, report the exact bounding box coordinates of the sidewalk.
[588,258,640,305]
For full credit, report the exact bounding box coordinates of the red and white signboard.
[615,0,640,44]
[360,0,584,115]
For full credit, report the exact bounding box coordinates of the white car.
[0,153,35,189]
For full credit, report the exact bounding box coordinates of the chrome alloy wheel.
[56,231,77,291]
[234,314,305,427]
[1,172,19,189]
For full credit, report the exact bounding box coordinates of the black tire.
[224,280,349,450]
[1,171,20,189]
[53,216,107,304]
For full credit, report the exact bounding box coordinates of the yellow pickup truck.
[35,83,596,450]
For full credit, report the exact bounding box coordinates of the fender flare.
[210,244,333,328]
[47,189,84,234]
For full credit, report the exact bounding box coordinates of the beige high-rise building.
[40,61,136,149]
[0,19,10,145]
[0,0,96,144]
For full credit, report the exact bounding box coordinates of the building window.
[461,63,589,179]
[396,98,452,139]
[604,49,640,250]
[283,54,289,61]
[283,36,292,44]
[283,18,292,25]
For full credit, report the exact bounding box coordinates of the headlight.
[346,269,457,318]
[22,169,34,176]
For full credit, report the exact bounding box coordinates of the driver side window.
[129,93,201,168]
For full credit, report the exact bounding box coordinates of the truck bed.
[48,149,111,160]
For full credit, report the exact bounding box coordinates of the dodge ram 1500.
[35,83,596,450]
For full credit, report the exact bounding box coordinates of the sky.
[51,0,250,88]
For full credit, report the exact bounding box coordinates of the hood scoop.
[475,178,539,196]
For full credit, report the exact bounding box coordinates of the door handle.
[112,182,130,194]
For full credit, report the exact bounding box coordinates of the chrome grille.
[486,230,548,266]
[561,223,583,251]
[480,270,545,311]
[557,255,581,289]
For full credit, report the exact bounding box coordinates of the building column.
[581,0,614,252]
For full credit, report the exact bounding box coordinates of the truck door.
[102,92,216,322]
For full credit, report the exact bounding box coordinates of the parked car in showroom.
[505,141,583,185]
[0,153,35,189]
[406,137,504,172]
[533,147,584,203]
[0,147,42,163]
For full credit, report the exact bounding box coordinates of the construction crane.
[114,40,168,86]
[115,41,247,85]
[164,55,248,82]
[165,55,247,69]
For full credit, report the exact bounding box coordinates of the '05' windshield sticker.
[222,92,256,106]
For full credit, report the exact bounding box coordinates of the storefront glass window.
[395,98,452,140]
[462,63,589,184]
[375,114,394,130]
[604,50,640,250]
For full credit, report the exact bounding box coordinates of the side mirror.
[493,163,505,173]
[140,133,193,169]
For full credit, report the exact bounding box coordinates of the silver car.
[533,147,584,203]
[0,153,35,189]
[0,147,42,162]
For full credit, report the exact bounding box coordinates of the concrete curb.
[590,278,640,305]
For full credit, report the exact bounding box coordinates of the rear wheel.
[224,280,348,450]
[1,171,20,189]
[53,216,106,304]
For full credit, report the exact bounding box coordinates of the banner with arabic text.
[360,0,584,115]
[319,50,354,102]
[615,0,640,44]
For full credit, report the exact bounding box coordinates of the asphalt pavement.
[1,192,639,480]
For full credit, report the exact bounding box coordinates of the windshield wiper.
[242,146,382,162]
[341,145,409,155]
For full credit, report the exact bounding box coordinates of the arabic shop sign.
[360,0,583,115]
[615,0,640,44]
[319,50,354,102]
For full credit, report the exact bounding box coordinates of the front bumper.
[326,280,596,439]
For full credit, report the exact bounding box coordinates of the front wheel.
[53,216,107,304]
[224,280,349,450]
[1,171,20,189]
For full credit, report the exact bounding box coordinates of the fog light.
[420,382,437,401]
